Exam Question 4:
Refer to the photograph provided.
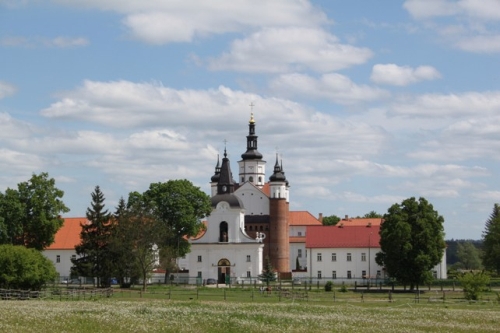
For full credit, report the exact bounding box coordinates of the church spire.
[241,113,263,160]
[217,147,235,195]
[210,154,221,183]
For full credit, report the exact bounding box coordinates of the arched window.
[249,225,253,231]
[260,225,263,231]
[249,176,254,182]
[219,221,228,242]
[258,176,262,183]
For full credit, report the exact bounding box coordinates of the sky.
[1,0,500,240]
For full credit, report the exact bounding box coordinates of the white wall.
[43,249,77,279]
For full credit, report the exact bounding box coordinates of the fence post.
[333,291,336,302]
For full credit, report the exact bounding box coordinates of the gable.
[46,217,87,250]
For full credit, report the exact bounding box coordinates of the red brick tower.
[269,155,290,274]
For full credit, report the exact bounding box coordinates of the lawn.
[1,296,500,332]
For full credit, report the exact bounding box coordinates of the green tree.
[322,215,340,226]
[72,186,114,287]
[111,197,159,291]
[456,241,482,270]
[482,203,500,274]
[458,271,490,301]
[141,179,212,264]
[376,197,445,291]
[0,244,57,290]
[259,257,276,287]
[0,173,69,250]
[364,211,382,218]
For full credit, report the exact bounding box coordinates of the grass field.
[2,292,500,333]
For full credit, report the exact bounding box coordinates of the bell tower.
[238,113,266,187]
[268,154,290,274]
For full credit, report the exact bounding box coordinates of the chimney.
[318,213,323,222]
[344,214,348,220]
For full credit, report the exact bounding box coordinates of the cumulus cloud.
[391,91,500,117]
[404,0,500,53]
[269,73,388,104]
[0,81,17,99]
[370,64,441,86]
[408,115,500,161]
[209,27,373,73]
[54,0,327,44]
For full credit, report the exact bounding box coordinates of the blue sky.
[1,0,500,240]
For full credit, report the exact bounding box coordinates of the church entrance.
[217,258,231,284]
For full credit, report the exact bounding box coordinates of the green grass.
[1,298,500,332]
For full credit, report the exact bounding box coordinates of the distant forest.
[445,239,482,266]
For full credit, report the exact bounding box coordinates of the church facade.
[187,114,292,283]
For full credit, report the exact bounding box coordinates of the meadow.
[1,291,500,333]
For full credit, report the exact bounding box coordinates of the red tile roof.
[46,217,87,250]
[306,225,381,248]
[338,218,383,227]
[289,236,306,243]
[289,211,322,226]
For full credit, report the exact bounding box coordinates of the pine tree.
[72,186,114,287]
[259,257,276,287]
[482,203,500,274]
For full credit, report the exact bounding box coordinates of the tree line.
[1,172,500,293]
[71,181,212,290]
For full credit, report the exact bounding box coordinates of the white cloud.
[455,35,500,53]
[269,73,388,104]
[370,64,441,86]
[0,81,17,99]
[404,0,500,53]
[391,91,500,117]
[209,27,373,73]
[0,36,89,48]
[55,0,327,44]
[403,0,459,19]
[408,116,500,161]
[49,37,89,48]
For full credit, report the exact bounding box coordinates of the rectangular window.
[361,253,366,261]
[362,270,366,278]
[197,255,202,262]
[197,271,202,278]
[317,271,322,279]
[332,271,337,279]
[347,271,352,279]
[298,231,302,236]
[347,253,352,262]
[246,255,251,262]
[247,271,251,278]
[376,270,381,277]
[298,249,302,258]
[331,253,336,262]
[56,255,60,263]
[317,253,322,262]
[71,254,76,261]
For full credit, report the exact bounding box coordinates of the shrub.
[458,271,490,301]
[324,281,333,292]
[0,244,57,290]
[338,282,348,293]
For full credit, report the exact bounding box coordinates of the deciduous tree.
[376,197,445,290]
[322,215,340,226]
[456,241,482,270]
[0,173,69,250]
